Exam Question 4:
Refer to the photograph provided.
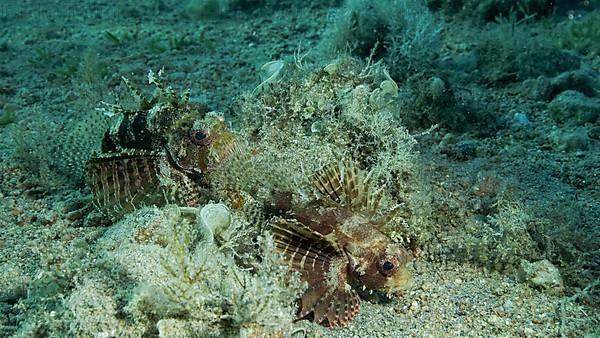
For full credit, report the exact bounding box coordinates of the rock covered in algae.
[518,259,564,293]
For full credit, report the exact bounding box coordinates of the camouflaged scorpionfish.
[270,160,411,327]
[86,73,236,220]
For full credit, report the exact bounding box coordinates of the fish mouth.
[383,269,412,295]
[161,139,203,181]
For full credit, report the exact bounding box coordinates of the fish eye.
[377,258,397,277]
[193,130,207,141]
[190,129,211,146]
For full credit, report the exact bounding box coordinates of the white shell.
[310,119,326,133]
[199,203,231,238]
[252,60,285,95]
[200,203,231,233]
[380,69,398,97]
[259,60,284,82]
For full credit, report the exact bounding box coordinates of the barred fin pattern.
[270,218,338,276]
[87,150,199,220]
[322,286,360,327]
[207,129,238,170]
[295,267,360,327]
[170,169,202,207]
[87,151,161,218]
[312,162,344,204]
[311,160,380,215]
[270,218,360,327]
[343,160,359,207]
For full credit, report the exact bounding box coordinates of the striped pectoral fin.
[325,284,361,327]
[269,217,360,326]
[87,152,160,217]
[299,280,360,327]
[270,217,340,267]
[312,160,376,211]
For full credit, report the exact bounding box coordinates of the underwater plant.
[152,206,304,337]
[558,10,600,64]
[320,0,441,77]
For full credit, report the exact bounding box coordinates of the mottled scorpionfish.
[270,160,411,327]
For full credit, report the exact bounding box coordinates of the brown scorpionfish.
[269,160,411,327]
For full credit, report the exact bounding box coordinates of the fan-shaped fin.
[312,162,344,204]
[87,150,200,220]
[312,160,398,222]
[299,279,360,327]
[312,160,376,210]
[87,151,164,218]
[270,217,339,281]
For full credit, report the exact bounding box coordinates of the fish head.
[165,111,237,174]
[353,241,411,294]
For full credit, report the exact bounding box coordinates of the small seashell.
[379,80,398,97]
[310,119,326,133]
[252,60,284,95]
[199,203,231,242]
[323,61,339,75]
[513,111,530,127]
[380,69,398,97]
[259,60,285,82]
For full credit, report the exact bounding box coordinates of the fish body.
[270,161,411,327]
